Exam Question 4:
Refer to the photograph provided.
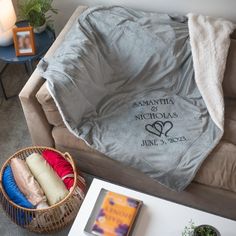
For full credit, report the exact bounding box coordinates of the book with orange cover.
[84,189,142,236]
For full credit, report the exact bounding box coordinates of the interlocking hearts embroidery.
[145,120,173,137]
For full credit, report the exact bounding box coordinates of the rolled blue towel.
[2,165,33,225]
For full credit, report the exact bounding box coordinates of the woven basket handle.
[64,152,73,163]
[63,152,78,188]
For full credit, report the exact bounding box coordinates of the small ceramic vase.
[33,22,47,34]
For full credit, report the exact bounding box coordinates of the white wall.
[52,0,236,35]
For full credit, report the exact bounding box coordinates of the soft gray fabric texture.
[39,6,223,191]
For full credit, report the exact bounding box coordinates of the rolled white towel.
[26,153,69,206]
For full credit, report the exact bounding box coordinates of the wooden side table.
[0,21,55,99]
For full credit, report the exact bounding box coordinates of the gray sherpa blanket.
[39,6,234,191]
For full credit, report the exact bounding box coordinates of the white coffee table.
[69,178,236,236]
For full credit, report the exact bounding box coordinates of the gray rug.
[0,63,83,236]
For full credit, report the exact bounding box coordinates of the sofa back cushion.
[36,83,64,127]
[223,39,236,98]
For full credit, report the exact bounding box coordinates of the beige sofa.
[19,6,236,220]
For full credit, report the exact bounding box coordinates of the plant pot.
[194,225,220,236]
[33,22,47,34]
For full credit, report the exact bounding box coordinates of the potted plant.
[182,221,220,236]
[194,225,220,236]
[18,0,58,33]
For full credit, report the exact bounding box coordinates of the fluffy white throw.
[187,13,235,131]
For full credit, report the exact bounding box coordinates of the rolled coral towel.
[10,158,49,209]
[26,153,69,206]
[42,150,86,198]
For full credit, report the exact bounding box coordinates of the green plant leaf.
[18,0,57,27]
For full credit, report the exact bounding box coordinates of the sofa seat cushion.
[194,141,236,193]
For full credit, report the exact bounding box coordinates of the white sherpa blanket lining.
[187,13,235,131]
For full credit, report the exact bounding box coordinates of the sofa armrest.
[19,5,88,146]
[19,69,54,146]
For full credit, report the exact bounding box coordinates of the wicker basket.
[0,146,84,233]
